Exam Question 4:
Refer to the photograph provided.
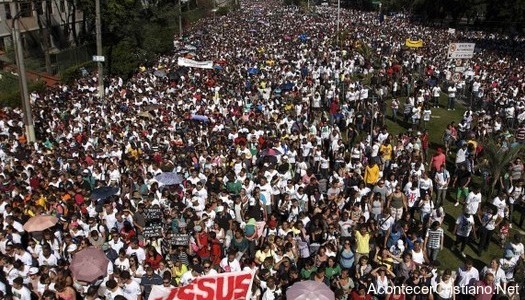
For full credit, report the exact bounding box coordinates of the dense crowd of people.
[1,0,525,299]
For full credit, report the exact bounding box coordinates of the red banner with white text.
[150,270,256,300]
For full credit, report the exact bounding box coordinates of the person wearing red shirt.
[120,221,136,244]
[431,148,446,173]
[420,130,430,162]
[144,246,163,270]
[194,225,210,260]
[209,231,223,267]
[351,284,372,300]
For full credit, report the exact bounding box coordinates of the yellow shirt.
[380,144,393,160]
[36,196,47,208]
[355,231,370,254]
[255,250,274,263]
[171,264,188,284]
[364,164,380,184]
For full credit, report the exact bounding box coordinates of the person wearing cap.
[499,248,520,282]
[28,266,40,292]
[370,265,395,297]
[60,234,78,262]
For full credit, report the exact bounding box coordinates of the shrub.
[59,61,96,84]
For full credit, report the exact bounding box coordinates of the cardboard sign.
[169,234,190,246]
[150,271,255,300]
[144,208,163,221]
[143,224,163,238]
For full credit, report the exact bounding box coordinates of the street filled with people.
[1,0,525,299]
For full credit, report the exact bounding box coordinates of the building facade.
[0,0,84,52]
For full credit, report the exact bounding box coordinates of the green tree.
[482,137,523,196]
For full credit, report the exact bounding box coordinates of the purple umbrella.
[155,172,184,186]
[70,247,109,283]
[190,114,209,122]
[286,280,335,300]
[259,148,282,156]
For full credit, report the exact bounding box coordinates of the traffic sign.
[447,43,475,59]
[92,55,105,62]
[452,73,461,83]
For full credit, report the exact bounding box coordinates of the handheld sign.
[143,224,163,238]
[169,234,190,246]
[144,208,163,222]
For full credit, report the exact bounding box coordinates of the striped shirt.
[425,228,443,249]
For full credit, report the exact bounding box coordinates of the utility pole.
[95,0,104,100]
[10,1,35,142]
[179,0,183,39]
[336,0,340,46]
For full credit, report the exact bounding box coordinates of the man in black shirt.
[304,177,320,214]
[215,204,232,231]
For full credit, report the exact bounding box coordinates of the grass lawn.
[381,93,515,271]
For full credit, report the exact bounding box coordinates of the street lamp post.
[179,0,183,39]
[95,0,104,100]
[9,1,35,142]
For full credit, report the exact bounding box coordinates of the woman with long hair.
[144,246,164,270]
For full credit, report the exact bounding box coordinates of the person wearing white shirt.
[180,268,201,286]
[482,259,507,290]
[464,187,482,215]
[456,260,479,288]
[115,249,130,271]
[26,240,42,259]
[453,213,475,258]
[455,143,468,166]
[3,257,20,285]
[126,240,146,265]
[434,166,450,207]
[103,206,118,230]
[447,84,457,110]
[105,279,124,300]
[14,245,33,266]
[220,252,242,273]
[507,235,525,259]
[38,246,58,267]
[108,234,125,253]
[12,277,31,300]
[261,276,282,300]
[492,191,508,219]
[500,249,520,280]
[431,85,441,107]
[119,271,142,300]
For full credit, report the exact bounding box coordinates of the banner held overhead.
[149,270,256,300]
[177,57,214,69]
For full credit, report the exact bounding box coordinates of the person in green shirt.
[226,173,243,195]
[325,256,342,283]
[301,258,317,280]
